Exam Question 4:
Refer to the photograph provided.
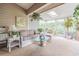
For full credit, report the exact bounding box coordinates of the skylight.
[47,11,58,17]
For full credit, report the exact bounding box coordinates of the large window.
[38,18,76,38]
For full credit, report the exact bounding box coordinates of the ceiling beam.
[27,3,64,16]
[34,3,64,13]
[26,3,46,14]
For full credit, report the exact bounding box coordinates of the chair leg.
[8,42,11,52]
[18,40,20,48]
[9,47,11,52]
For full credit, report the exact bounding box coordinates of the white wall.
[28,20,39,30]
[0,4,28,30]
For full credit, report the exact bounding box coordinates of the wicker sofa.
[0,26,9,48]
[20,30,34,47]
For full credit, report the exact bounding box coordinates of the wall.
[0,3,28,30]
[28,20,39,30]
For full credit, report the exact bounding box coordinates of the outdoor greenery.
[38,20,65,35]
[73,5,79,31]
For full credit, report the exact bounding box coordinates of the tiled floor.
[0,36,79,56]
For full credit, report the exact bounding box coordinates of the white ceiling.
[41,3,79,21]
[17,3,34,9]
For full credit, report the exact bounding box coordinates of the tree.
[64,17,73,37]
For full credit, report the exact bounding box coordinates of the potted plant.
[10,31,20,39]
[37,28,44,46]
[64,17,73,38]
[29,12,42,30]
[30,12,42,21]
[37,28,43,34]
[73,5,79,40]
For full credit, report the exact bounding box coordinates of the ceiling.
[16,3,64,15]
[16,3,34,9]
[16,3,46,14]
[41,3,79,21]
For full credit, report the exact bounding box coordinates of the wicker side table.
[7,37,20,52]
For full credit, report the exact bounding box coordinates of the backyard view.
[38,17,76,39]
